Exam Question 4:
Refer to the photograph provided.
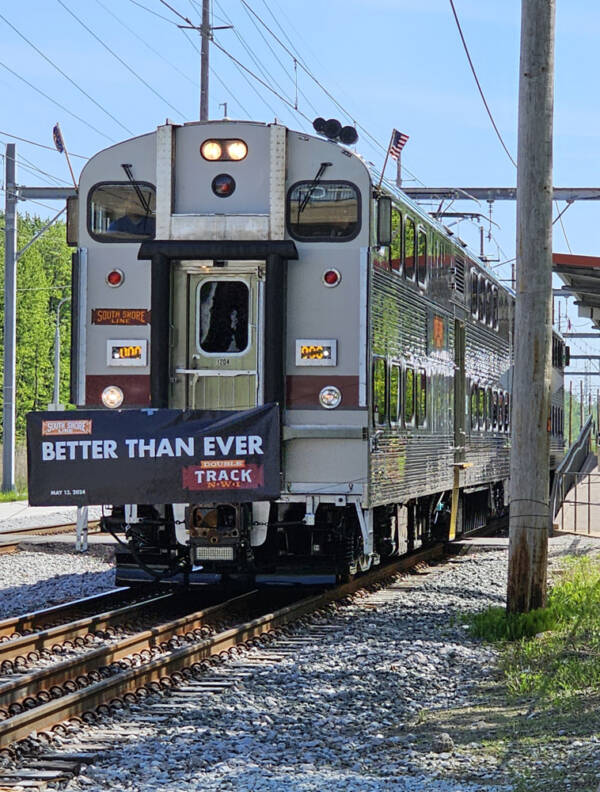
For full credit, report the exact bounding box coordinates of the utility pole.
[2,145,17,492]
[507,0,555,613]
[200,0,210,120]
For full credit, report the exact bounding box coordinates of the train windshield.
[287,181,359,240]
[88,182,156,241]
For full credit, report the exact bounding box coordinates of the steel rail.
[0,588,131,639]
[0,590,258,711]
[0,544,444,749]
[0,593,174,663]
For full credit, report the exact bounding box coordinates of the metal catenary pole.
[507,0,556,613]
[2,145,17,492]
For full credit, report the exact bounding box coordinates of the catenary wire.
[128,0,180,25]
[0,129,88,159]
[0,10,133,137]
[448,0,517,168]
[0,58,113,142]
[56,0,187,119]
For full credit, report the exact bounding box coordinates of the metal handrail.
[550,414,594,519]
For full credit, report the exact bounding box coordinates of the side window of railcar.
[478,387,485,430]
[498,392,504,432]
[390,208,403,273]
[416,369,427,427]
[286,181,360,241]
[492,391,498,429]
[478,276,486,323]
[197,281,249,354]
[486,282,493,326]
[470,383,478,430]
[404,218,416,280]
[492,287,499,329]
[504,392,510,431]
[471,270,478,317]
[417,229,427,286]
[88,182,156,242]
[404,366,415,427]
[390,363,401,425]
[372,357,387,425]
[486,387,493,429]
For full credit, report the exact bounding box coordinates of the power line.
[0,57,113,141]
[127,0,180,25]
[0,129,88,159]
[448,0,517,168]
[0,10,133,137]
[56,0,187,119]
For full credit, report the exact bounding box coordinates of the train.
[26,117,566,586]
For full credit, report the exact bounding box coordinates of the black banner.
[26,404,280,506]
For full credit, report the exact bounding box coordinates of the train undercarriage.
[102,481,506,588]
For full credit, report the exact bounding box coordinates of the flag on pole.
[52,123,65,153]
[389,129,409,160]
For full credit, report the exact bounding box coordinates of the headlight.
[102,385,124,409]
[200,139,248,162]
[200,140,222,161]
[319,386,342,409]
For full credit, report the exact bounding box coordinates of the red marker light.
[322,269,341,287]
[106,269,124,287]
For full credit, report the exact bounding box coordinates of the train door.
[454,319,466,462]
[175,263,264,410]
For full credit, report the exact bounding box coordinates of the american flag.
[389,129,409,160]
[52,123,64,153]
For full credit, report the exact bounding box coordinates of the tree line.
[0,212,72,440]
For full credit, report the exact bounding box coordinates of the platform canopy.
[553,253,600,332]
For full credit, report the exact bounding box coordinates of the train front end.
[27,120,371,585]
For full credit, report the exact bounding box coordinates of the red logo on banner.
[182,461,264,491]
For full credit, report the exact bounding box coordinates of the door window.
[198,281,249,354]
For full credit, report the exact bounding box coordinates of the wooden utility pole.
[507,0,555,613]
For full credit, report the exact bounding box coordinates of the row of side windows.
[470,270,499,329]
[470,384,510,432]
[372,357,427,428]
[551,336,567,369]
[390,208,427,285]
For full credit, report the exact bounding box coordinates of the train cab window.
[470,383,478,430]
[478,276,486,323]
[471,270,478,317]
[416,369,427,427]
[287,181,360,241]
[88,182,156,242]
[197,281,249,354]
[390,363,401,425]
[404,366,415,426]
[390,207,402,272]
[417,229,427,285]
[372,357,387,425]
[404,218,416,280]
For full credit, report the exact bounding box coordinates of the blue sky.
[2,0,600,383]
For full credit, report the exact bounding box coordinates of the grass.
[467,555,600,702]
[0,489,28,503]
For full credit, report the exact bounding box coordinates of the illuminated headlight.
[200,139,248,162]
[102,386,124,409]
[319,386,342,409]
[227,140,247,160]
[200,140,222,160]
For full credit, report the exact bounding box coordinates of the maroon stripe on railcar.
[286,375,360,409]
[86,375,151,407]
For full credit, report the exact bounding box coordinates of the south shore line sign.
[26,404,280,506]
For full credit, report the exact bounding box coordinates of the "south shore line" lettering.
[41,435,264,461]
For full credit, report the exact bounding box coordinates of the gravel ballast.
[23,533,591,792]
[0,547,115,619]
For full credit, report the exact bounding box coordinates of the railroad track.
[0,542,445,777]
[0,519,101,555]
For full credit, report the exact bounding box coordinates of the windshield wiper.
[121,163,152,217]
[298,161,332,215]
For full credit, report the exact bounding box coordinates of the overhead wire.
[0,129,88,159]
[0,10,133,137]
[448,0,517,169]
[0,58,113,141]
[56,0,187,119]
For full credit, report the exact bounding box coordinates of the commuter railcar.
[39,119,564,584]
